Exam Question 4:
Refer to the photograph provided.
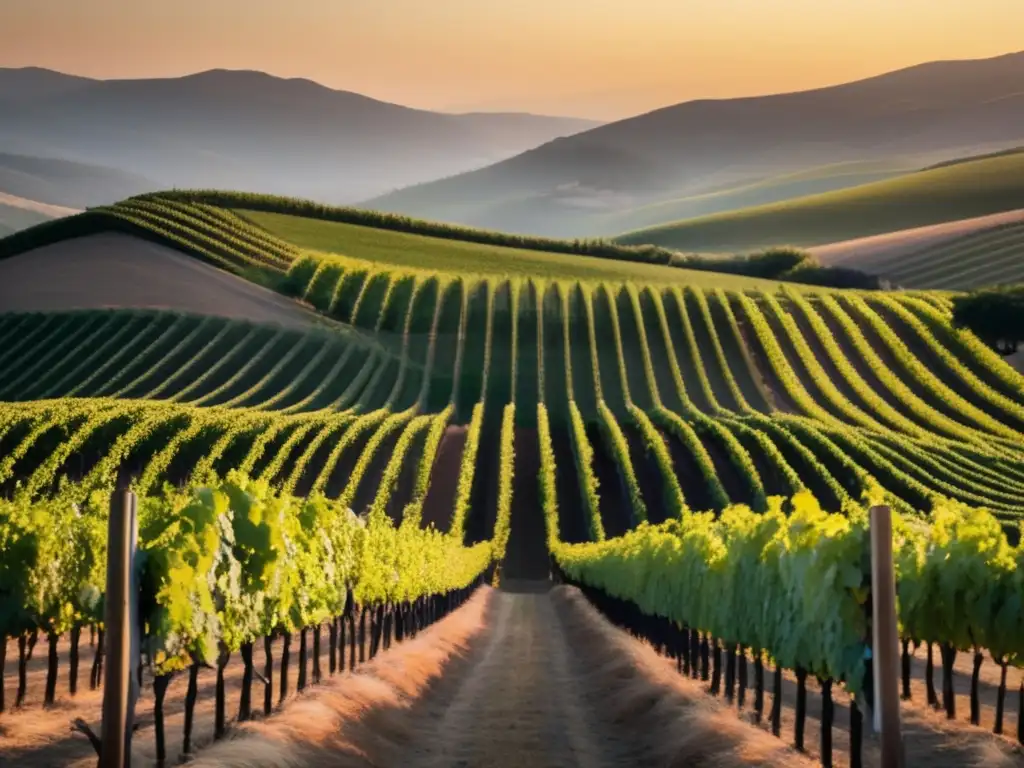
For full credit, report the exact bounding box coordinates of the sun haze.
[2,0,1022,119]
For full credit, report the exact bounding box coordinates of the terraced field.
[2,191,1023,766]
[823,218,1024,290]
[3,204,1023,524]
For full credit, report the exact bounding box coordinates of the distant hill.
[811,209,1024,291]
[601,160,912,235]
[366,51,1024,237]
[0,202,51,237]
[0,189,81,236]
[614,151,1024,252]
[0,153,158,208]
[0,68,599,204]
[920,145,1024,172]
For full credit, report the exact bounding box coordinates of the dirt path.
[186,584,807,768]
[410,589,623,768]
[9,586,1017,768]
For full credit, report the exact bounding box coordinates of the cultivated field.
[0,233,324,326]
[815,213,1024,290]
[605,159,912,236]
[1,191,1022,767]
[241,209,799,289]
[616,151,1024,253]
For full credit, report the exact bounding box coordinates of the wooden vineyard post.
[870,505,904,768]
[99,488,140,768]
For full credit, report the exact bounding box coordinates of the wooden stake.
[870,505,904,768]
[99,488,139,768]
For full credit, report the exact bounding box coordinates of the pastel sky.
[3,0,1022,120]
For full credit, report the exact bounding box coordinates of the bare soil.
[5,589,1020,767]
[2,627,362,767]
[0,233,318,329]
[503,429,550,581]
[420,426,467,533]
[185,585,814,768]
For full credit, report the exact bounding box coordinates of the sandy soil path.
[183,584,809,768]
[410,588,623,768]
[7,585,1019,768]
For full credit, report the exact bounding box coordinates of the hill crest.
[365,50,1024,237]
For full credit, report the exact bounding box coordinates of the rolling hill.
[0,67,598,204]
[0,152,158,209]
[0,201,50,236]
[814,211,1024,290]
[2,190,1024,768]
[0,190,83,236]
[614,150,1024,252]
[366,50,1024,237]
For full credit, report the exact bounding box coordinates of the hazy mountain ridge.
[0,67,599,205]
[0,152,158,209]
[365,50,1024,238]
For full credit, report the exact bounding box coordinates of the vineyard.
[828,219,1024,290]
[2,191,1024,766]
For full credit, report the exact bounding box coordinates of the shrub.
[952,285,1024,355]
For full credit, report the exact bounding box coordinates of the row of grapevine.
[844,294,1022,447]
[555,282,605,541]
[0,310,383,414]
[620,283,763,512]
[0,397,460,509]
[817,295,1016,450]
[871,294,1024,428]
[553,493,1024,759]
[490,404,517,580]
[0,475,491,756]
[111,198,292,271]
[896,294,1024,398]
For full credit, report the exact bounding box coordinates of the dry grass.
[8,584,1019,768]
[552,585,815,768]
[185,587,493,768]
[185,583,819,768]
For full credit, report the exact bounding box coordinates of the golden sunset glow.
[2,0,1023,118]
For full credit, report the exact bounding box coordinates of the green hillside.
[1,190,1022,525]
[616,152,1024,252]
[240,209,799,290]
[3,189,1024,765]
[603,159,910,235]
[367,159,910,239]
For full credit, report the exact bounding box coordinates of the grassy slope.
[4,194,1024,531]
[601,160,910,236]
[616,152,1024,252]
[370,159,911,239]
[242,209,808,291]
